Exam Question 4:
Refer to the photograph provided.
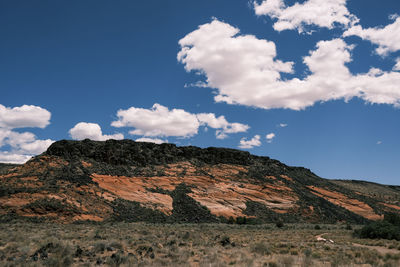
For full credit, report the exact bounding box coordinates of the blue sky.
[1,0,399,185]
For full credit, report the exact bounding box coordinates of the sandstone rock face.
[1,139,399,223]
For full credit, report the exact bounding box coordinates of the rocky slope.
[1,139,399,224]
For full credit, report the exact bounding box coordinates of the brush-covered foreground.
[1,222,400,267]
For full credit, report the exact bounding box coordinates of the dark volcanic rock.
[45,139,266,166]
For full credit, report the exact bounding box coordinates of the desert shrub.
[31,241,73,266]
[355,213,400,241]
[220,236,231,247]
[276,221,284,228]
[94,242,106,253]
[106,252,127,267]
[109,241,124,250]
[111,199,167,223]
[303,248,312,257]
[236,216,247,225]
[279,256,294,267]
[314,224,321,230]
[181,231,190,240]
[251,241,270,255]
[23,198,77,214]
[385,213,400,226]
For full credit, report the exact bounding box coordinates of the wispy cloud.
[266,133,276,143]
[136,137,168,144]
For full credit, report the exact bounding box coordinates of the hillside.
[1,139,399,224]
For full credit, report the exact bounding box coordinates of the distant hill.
[1,139,399,224]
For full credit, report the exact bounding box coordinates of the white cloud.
[178,19,400,110]
[112,104,200,137]
[278,123,287,128]
[239,135,262,149]
[0,130,35,148]
[184,81,209,88]
[111,103,248,139]
[254,0,358,33]
[0,104,54,164]
[0,151,32,164]
[266,133,276,143]
[0,131,54,160]
[393,58,400,71]
[19,139,55,154]
[0,104,51,129]
[135,137,168,144]
[343,16,400,55]
[377,140,382,145]
[196,113,249,139]
[69,122,124,141]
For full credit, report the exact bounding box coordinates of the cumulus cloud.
[278,123,288,128]
[253,0,358,33]
[112,104,199,137]
[111,103,248,139]
[0,104,54,164]
[0,104,51,129]
[69,122,124,141]
[343,16,400,55]
[135,137,168,144]
[238,135,262,149]
[266,133,276,143]
[178,19,400,110]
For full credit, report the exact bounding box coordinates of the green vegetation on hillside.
[355,213,400,241]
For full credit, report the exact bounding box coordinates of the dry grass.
[0,222,399,266]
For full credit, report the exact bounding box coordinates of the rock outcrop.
[1,139,399,224]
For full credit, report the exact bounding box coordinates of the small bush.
[251,242,270,255]
[236,216,247,225]
[303,248,312,257]
[106,252,127,266]
[220,236,231,247]
[276,221,284,228]
[109,241,123,250]
[94,242,106,253]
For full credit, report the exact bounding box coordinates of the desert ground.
[1,222,400,267]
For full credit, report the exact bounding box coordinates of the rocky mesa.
[1,139,399,224]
